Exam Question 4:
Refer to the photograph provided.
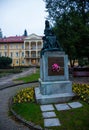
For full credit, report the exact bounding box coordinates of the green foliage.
[73,84,89,103]
[44,0,89,67]
[0,56,12,68]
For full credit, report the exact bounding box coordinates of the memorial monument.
[35,20,75,104]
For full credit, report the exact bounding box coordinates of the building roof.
[0,36,26,43]
[24,33,43,41]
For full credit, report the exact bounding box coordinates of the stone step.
[35,87,75,104]
[44,118,61,127]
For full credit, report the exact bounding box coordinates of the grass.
[54,101,89,130]
[14,70,40,83]
[0,68,22,78]
[0,73,10,78]
[11,76,89,129]
[12,100,89,130]
[12,102,44,127]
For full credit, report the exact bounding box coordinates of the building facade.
[0,33,43,66]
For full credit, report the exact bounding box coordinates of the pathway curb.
[0,80,38,90]
[9,87,44,130]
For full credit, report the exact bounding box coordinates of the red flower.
[52,63,60,72]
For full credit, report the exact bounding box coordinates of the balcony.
[31,54,36,58]
[37,46,42,50]
[25,55,30,58]
[25,47,30,50]
[31,46,36,50]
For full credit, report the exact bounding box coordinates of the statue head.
[44,20,54,36]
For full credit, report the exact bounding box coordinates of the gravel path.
[0,67,36,89]
[0,82,39,130]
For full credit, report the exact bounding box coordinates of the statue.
[41,20,63,56]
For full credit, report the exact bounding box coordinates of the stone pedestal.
[35,51,75,104]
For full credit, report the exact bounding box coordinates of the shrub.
[0,56,12,68]
[73,84,89,103]
[13,87,35,103]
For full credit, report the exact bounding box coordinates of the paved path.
[0,82,39,130]
[72,77,89,84]
[0,67,36,89]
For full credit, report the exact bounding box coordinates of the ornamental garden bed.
[10,84,89,130]
[73,67,89,77]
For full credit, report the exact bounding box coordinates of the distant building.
[0,33,43,66]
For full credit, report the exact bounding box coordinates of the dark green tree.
[23,29,28,36]
[0,56,12,68]
[44,0,89,67]
[0,28,3,38]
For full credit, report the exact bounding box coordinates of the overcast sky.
[0,0,47,37]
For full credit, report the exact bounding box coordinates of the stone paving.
[55,103,70,111]
[44,118,61,127]
[68,102,83,108]
[40,102,83,128]
[0,82,38,130]
[71,76,89,84]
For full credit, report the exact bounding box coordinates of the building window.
[4,45,7,49]
[16,60,18,64]
[32,53,36,58]
[22,44,24,49]
[22,52,24,57]
[31,59,36,64]
[16,52,19,57]
[5,52,7,57]
[38,51,40,57]
[10,45,13,49]
[22,60,24,64]
[11,52,13,57]
[16,45,18,49]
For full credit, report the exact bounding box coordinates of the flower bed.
[13,87,34,103]
[73,84,89,103]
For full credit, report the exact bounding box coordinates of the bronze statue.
[41,20,63,56]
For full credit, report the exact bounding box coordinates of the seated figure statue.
[41,20,62,56]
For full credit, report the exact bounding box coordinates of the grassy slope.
[14,71,40,83]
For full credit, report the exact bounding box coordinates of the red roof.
[0,36,26,43]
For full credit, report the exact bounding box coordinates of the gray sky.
[0,0,47,37]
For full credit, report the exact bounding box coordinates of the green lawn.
[14,70,40,83]
[12,103,43,127]
[12,72,89,129]
[12,100,89,130]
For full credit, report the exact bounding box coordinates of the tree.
[23,29,28,36]
[44,0,89,67]
[0,28,3,38]
[0,56,12,69]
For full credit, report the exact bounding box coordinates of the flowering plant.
[52,63,60,72]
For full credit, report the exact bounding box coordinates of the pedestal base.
[39,79,73,95]
[35,87,75,104]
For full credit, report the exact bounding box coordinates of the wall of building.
[0,34,43,67]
